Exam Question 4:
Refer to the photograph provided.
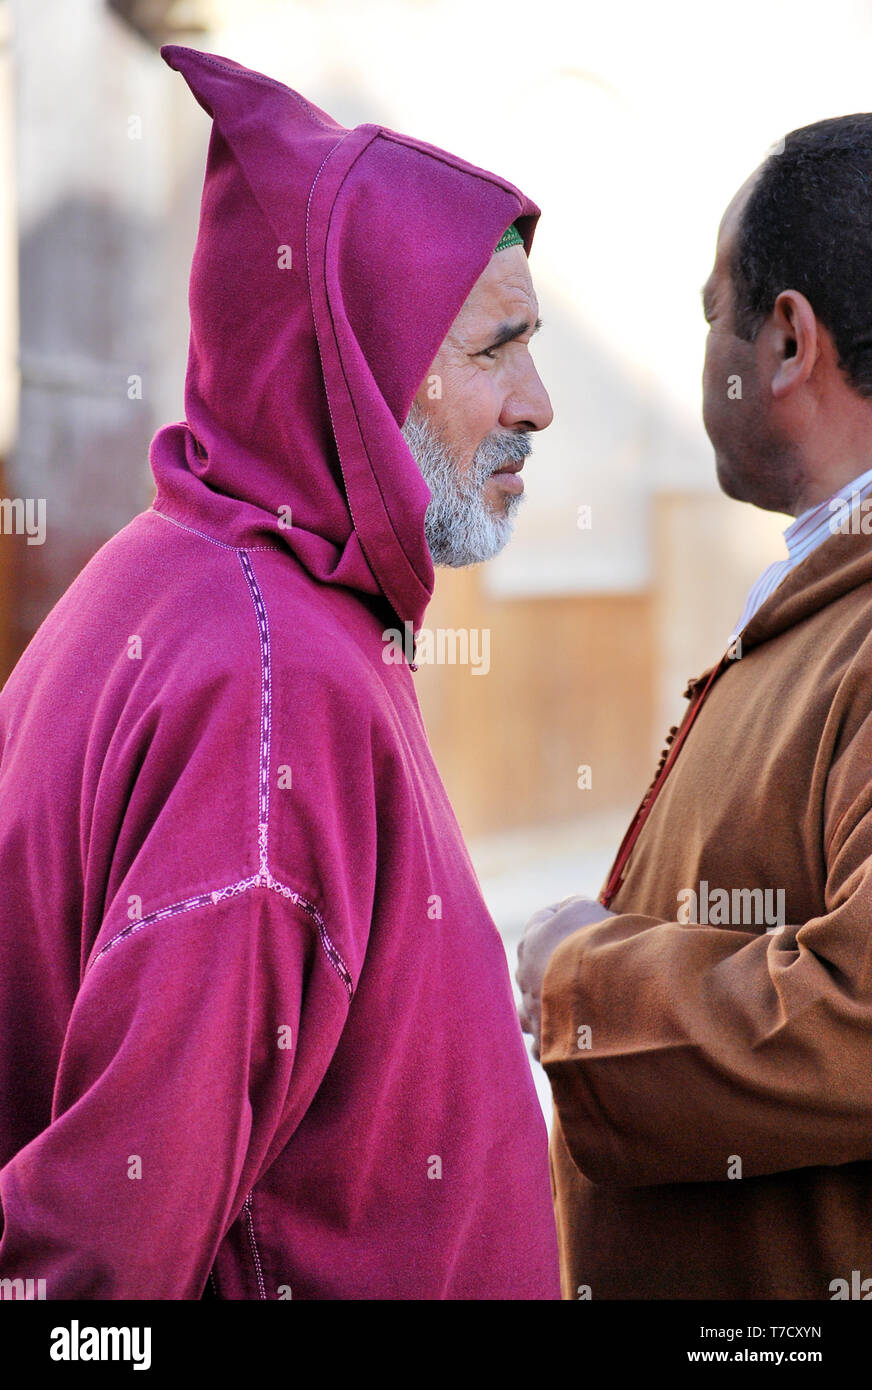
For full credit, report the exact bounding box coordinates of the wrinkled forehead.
[456,243,537,326]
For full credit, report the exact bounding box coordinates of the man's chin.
[429,512,519,568]
[714,454,746,502]
[714,452,769,506]
[440,536,514,569]
[715,454,803,515]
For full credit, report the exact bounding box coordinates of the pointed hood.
[151,46,540,632]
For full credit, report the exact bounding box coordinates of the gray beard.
[401,401,530,567]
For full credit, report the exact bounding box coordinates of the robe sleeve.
[0,888,349,1298]
[540,707,872,1188]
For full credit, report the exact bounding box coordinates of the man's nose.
[499,359,554,433]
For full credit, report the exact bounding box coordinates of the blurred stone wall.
[3,0,201,662]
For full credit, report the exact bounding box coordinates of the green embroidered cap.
[493,223,523,253]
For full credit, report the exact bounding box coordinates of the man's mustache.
[476,431,532,472]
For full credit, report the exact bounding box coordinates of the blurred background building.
[3,0,872,1114]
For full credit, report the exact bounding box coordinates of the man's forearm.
[540,904,872,1187]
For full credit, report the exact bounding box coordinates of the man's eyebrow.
[484,316,543,348]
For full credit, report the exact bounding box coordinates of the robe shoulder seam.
[150,503,283,552]
[85,535,355,1000]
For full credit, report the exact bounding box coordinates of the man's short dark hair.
[731,114,872,397]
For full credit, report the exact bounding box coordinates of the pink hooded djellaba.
[0,46,559,1299]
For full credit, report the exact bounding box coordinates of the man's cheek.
[702,336,718,399]
[702,343,730,439]
[454,381,498,445]
[417,352,458,410]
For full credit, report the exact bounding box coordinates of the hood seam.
[304,131,416,623]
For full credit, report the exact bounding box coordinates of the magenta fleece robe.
[0,46,559,1299]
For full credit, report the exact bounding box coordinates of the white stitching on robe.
[88,515,354,997]
[242,1190,267,1300]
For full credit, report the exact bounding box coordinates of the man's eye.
[477,346,499,360]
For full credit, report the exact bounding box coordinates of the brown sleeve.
[540,716,872,1188]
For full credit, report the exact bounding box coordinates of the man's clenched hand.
[516,895,616,1060]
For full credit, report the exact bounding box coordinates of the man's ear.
[770,290,818,399]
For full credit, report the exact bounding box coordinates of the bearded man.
[0,45,557,1300]
[518,114,872,1301]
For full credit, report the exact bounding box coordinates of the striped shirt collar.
[731,464,872,639]
[784,463,872,566]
